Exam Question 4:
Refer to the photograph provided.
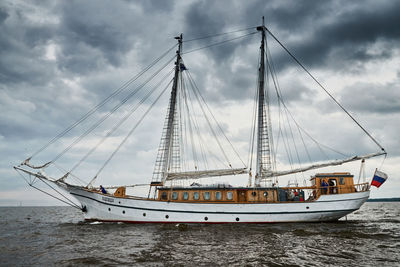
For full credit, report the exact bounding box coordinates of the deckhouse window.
[183,192,189,200]
[193,192,199,200]
[227,191,233,200]
[204,192,210,200]
[172,192,178,200]
[215,191,222,200]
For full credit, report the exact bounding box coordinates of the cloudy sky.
[1,0,399,206]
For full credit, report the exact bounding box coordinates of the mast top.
[256,16,265,32]
[175,34,183,42]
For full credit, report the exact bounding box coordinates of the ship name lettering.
[102,196,114,203]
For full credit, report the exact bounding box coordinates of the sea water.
[0,202,399,266]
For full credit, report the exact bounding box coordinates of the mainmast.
[151,34,183,186]
[255,17,273,186]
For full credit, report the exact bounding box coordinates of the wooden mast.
[161,34,183,184]
[255,17,272,187]
[151,34,183,186]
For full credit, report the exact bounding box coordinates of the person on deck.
[321,180,328,195]
[100,185,107,194]
[299,190,304,201]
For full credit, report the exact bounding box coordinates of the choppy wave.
[0,203,399,266]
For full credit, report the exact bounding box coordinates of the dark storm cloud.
[0,5,56,85]
[0,6,9,24]
[56,0,138,73]
[264,0,400,71]
[184,0,400,71]
[179,0,400,105]
[0,0,175,140]
[184,0,231,62]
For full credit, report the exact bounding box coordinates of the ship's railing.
[312,182,370,200]
[282,182,370,202]
[353,182,370,192]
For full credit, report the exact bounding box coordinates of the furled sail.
[260,152,386,180]
[166,167,248,180]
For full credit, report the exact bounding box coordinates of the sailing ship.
[15,18,387,223]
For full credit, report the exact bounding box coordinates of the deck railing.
[281,182,370,202]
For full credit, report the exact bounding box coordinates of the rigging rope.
[89,78,173,185]
[266,41,349,159]
[186,72,234,167]
[182,32,258,55]
[186,70,247,167]
[182,76,225,170]
[183,74,222,170]
[184,26,257,42]
[69,69,175,174]
[264,27,386,153]
[50,56,176,164]
[180,77,200,169]
[28,44,178,161]
[248,54,260,178]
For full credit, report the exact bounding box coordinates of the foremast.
[151,34,183,186]
[254,17,273,187]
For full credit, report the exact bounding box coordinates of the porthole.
[108,208,111,211]
[263,191,268,197]
[306,206,310,209]
[122,210,125,214]
[236,217,240,222]
[143,213,146,217]
[165,215,169,219]
[204,217,208,221]
[118,201,121,204]
[251,191,256,196]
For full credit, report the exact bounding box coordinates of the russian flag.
[371,169,388,188]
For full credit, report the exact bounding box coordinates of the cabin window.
[339,177,345,185]
[183,192,189,200]
[193,192,199,200]
[215,191,222,200]
[263,191,268,197]
[161,192,167,200]
[251,191,256,196]
[203,192,210,200]
[227,191,233,200]
[172,192,178,200]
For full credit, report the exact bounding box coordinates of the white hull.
[66,186,369,223]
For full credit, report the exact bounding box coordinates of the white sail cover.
[261,152,386,179]
[166,168,248,180]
